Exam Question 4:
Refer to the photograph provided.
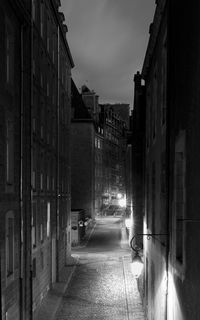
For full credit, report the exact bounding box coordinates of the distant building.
[81,85,104,216]
[100,104,129,209]
[71,81,96,219]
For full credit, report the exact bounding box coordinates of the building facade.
[81,85,104,216]
[0,1,32,319]
[133,0,200,319]
[32,0,73,317]
[100,104,129,210]
[71,81,96,219]
[0,1,73,319]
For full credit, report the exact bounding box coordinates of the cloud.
[61,0,155,105]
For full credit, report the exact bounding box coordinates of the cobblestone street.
[55,218,145,320]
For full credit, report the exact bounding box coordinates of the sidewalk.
[36,219,145,320]
[35,221,96,320]
[35,255,79,320]
[55,254,145,320]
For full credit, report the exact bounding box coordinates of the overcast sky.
[61,0,155,106]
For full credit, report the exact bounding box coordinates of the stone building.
[31,0,73,317]
[81,85,104,216]
[133,0,200,319]
[100,104,129,209]
[0,1,73,319]
[0,1,32,319]
[131,72,146,246]
[71,81,96,219]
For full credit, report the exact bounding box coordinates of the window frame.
[6,211,14,282]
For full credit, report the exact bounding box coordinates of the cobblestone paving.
[55,254,145,320]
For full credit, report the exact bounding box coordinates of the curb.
[36,256,79,320]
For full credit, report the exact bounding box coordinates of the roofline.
[50,0,74,68]
[141,0,166,79]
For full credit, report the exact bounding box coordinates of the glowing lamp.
[119,198,126,207]
[125,218,132,229]
[117,193,122,199]
[131,253,143,278]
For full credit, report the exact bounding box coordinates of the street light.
[130,233,168,278]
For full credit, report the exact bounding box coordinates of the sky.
[61,0,155,107]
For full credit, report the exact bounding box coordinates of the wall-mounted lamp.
[130,233,168,278]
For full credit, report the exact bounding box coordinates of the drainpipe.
[0,253,2,320]
[20,23,24,320]
[56,25,60,282]
[30,7,34,319]
[165,2,170,319]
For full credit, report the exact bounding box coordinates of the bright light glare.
[131,259,143,278]
[119,198,126,207]
[117,193,122,199]
[125,218,132,229]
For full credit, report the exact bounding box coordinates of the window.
[32,202,37,247]
[40,173,43,191]
[32,171,36,190]
[174,132,186,264]
[161,34,167,126]
[40,250,44,269]
[6,119,14,185]
[40,2,44,37]
[151,162,156,234]
[32,258,36,278]
[47,175,50,190]
[152,68,157,141]
[40,201,45,242]
[32,0,36,21]
[47,14,50,51]
[52,177,55,191]
[52,34,55,63]
[6,212,14,277]
[6,18,14,84]
[32,59,35,76]
[95,137,98,148]
[47,202,50,238]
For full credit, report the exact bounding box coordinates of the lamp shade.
[131,254,143,278]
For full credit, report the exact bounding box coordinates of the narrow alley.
[55,217,145,320]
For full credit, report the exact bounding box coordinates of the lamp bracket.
[130,233,168,253]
